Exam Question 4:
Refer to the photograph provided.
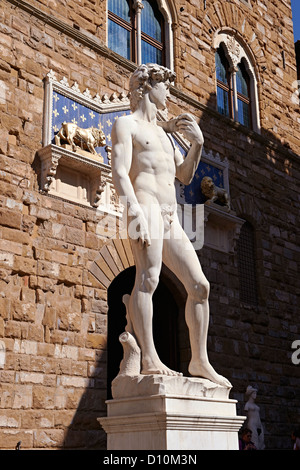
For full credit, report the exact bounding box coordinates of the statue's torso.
[130,119,177,207]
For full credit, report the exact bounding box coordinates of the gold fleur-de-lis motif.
[80,114,87,122]
[62,106,69,114]
[53,109,59,117]
[89,111,95,119]
[106,119,112,127]
[106,134,111,142]
[72,102,78,111]
[98,122,104,131]
[53,93,59,102]
[71,118,77,124]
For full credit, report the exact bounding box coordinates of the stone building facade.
[0,0,299,450]
[296,40,300,79]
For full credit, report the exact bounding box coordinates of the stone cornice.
[6,0,299,162]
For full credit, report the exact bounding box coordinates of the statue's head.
[129,63,176,112]
[245,385,258,399]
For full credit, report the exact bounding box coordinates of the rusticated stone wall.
[296,41,300,79]
[0,0,299,450]
[0,176,120,448]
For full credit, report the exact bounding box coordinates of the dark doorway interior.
[107,266,179,399]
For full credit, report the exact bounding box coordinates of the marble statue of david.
[111,63,231,388]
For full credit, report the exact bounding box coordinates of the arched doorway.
[107,266,180,399]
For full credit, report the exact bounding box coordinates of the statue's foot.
[142,357,182,377]
[188,360,232,388]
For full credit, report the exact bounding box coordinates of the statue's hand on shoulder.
[176,114,204,145]
[158,113,204,145]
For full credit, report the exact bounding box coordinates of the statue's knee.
[189,280,210,302]
[141,274,159,294]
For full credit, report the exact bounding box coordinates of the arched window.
[108,0,171,67]
[141,0,164,64]
[108,0,132,61]
[214,33,260,133]
[237,221,258,306]
[216,45,232,118]
[236,61,251,128]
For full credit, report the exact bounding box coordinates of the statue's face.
[149,80,170,110]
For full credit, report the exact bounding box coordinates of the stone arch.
[157,0,178,71]
[233,194,264,229]
[88,229,189,304]
[202,0,267,73]
[89,230,134,289]
[158,0,178,26]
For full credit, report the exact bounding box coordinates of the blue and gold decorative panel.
[184,161,224,205]
[51,91,130,164]
[174,140,225,205]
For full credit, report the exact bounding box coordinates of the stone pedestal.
[98,375,245,450]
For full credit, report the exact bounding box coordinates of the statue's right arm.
[111,117,151,247]
[111,117,140,211]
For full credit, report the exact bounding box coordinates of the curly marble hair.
[129,63,176,112]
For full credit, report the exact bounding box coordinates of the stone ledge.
[99,412,245,433]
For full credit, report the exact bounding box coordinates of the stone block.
[5,321,22,338]
[12,385,33,409]
[0,207,22,229]
[13,339,38,356]
[12,300,36,322]
[0,298,11,318]
[59,265,82,285]
[85,333,107,350]
[65,226,85,246]
[32,385,56,409]
[20,287,36,303]
[0,430,33,449]
[13,256,36,275]
[37,260,59,278]
[33,429,64,448]
[57,311,82,332]
[43,306,56,329]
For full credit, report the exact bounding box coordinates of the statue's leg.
[128,205,181,376]
[162,218,232,387]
